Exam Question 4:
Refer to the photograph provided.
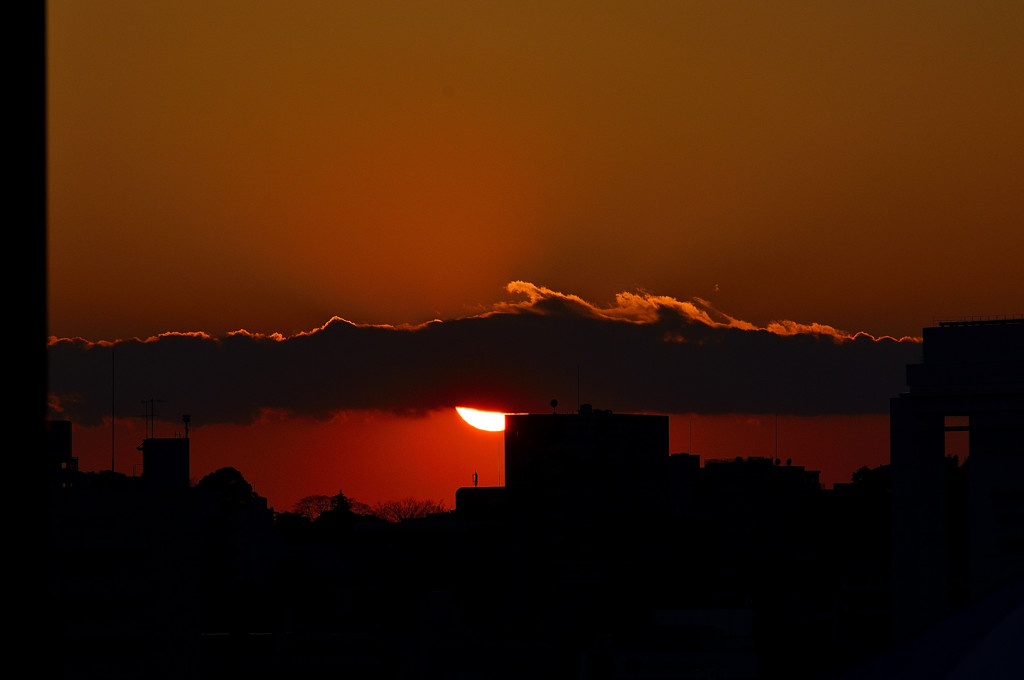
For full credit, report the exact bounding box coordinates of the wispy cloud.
[48,282,921,426]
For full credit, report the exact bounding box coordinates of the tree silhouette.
[293,494,333,520]
[851,463,891,492]
[313,489,358,533]
[371,498,446,522]
[329,490,353,513]
[195,467,257,507]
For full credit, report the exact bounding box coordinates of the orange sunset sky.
[47,3,1018,511]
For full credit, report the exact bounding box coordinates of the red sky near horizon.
[47,3,1017,509]
[67,410,911,513]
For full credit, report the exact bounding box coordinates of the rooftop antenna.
[576,364,580,412]
[182,414,191,439]
[111,345,116,472]
[140,398,165,439]
[775,414,779,462]
[689,415,693,454]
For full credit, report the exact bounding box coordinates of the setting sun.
[455,407,506,432]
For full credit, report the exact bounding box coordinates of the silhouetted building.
[890,319,1024,639]
[453,485,507,521]
[140,436,190,489]
[701,455,820,497]
[49,423,276,679]
[503,405,669,521]
[50,431,201,679]
[48,418,77,488]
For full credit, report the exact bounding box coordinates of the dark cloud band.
[48,283,921,426]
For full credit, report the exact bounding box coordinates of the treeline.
[65,465,446,527]
[290,491,447,524]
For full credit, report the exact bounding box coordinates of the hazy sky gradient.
[48,2,1023,341]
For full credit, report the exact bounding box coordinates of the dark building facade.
[48,419,77,488]
[890,319,1024,639]
[140,436,190,489]
[503,406,670,521]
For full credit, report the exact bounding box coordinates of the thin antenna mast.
[111,345,116,471]
[140,398,165,439]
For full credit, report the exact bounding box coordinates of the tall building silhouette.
[48,419,77,488]
[503,405,669,520]
[890,319,1024,639]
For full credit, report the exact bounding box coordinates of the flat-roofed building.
[503,405,669,521]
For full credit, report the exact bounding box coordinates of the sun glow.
[455,407,506,432]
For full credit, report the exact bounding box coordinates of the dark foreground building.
[48,429,275,680]
[890,319,1024,640]
[456,406,847,679]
